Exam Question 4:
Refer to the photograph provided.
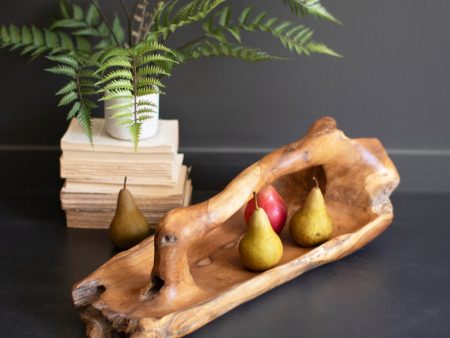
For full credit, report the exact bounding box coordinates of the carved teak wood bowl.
[72,117,400,337]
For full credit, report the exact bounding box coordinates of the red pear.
[244,185,287,234]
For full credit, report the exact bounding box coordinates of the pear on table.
[239,192,283,272]
[109,177,151,250]
[289,178,333,247]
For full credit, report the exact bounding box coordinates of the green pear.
[289,178,333,247]
[239,192,283,271]
[109,177,151,249]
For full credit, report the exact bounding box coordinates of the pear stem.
[124,176,127,189]
[253,191,259,210]
[313,177,319,189]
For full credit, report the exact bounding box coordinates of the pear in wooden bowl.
[72,117,400,338]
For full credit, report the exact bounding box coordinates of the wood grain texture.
[72,117,400,337]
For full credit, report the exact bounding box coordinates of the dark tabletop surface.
[0,191,449,338]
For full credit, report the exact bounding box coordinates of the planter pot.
[104,93,159,140]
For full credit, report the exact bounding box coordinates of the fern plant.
[0,0,341,148]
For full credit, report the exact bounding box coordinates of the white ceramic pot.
[104,93,159,140]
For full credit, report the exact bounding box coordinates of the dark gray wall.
[1,0,449,192]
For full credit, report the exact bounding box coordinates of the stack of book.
[59,118,192,228]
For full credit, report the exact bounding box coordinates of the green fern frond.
[137,86,161,96]
[46,65,76,78]
[151,0,225,40]
[57,31,75,50]
[306,41,342,57]
[67,101,81,119]
[77,104,93,144]
[112,15,126,45]
[48,53,99,144]
[137,77,165,89]
[56,81,77,95]
[204,6,340,57]
[79,68,100,79]
[51,1,120,49]
[105,101,134,111]
[282,0,341,24]
[137,100,157,108]
[85,3,100,26]
[101,79,133,92]
[96,69,133,84]
[100,90,133,101]
[182,41,282,62]
[96,57,132,73]
[139,65,170,77]
[47,54,78,67]
[128,121,142,150]
[134,42,176,56]
[58,91,78,106]
[137,54,178,67]
[0,24,80,57]
[99,47,129,63]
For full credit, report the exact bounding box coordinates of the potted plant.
[0,0,340,147]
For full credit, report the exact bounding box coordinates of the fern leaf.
[51,19,87,29]
[59,0,71,19]
[182,41,282,62]
[79,79,97,87]
[31,25,45,47]
[97,57,132,73]
[66,101,80,119]
[151,0,225,40]
[79,68,100,79]
[305,41,342,57]
[100,90,133,101]
[282,0,340,24]
[137,100,157,108]
[9,24,20,44]
[76,104,93,144]
[112,15,126,45]
[137,77,164,89]
[135,108,155,116]
[76,36,91,52]
[139,65,170,77]
[72,28,101,37]
[86,4,100,26]
[97,69,133,84]
[47,54,78,68]
[137,54,177,67]
[0,26,10,45]
[82,97,98,109]
[101,80,133,92]
[58,32,75,50]
[56,81,77,95]
[44,29,59,48]
[129,122,141,150]
[21,26,32,45]
[134,41,175,56]
[46,65,76,77]
[58,91,78,106]
[105,101,134,111]
[207,6,340,58]
[137,86,161,96]
[99,47,129,63]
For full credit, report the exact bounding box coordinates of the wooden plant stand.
[72,117,400,337]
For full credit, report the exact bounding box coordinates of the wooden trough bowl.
[72,117,400,337]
